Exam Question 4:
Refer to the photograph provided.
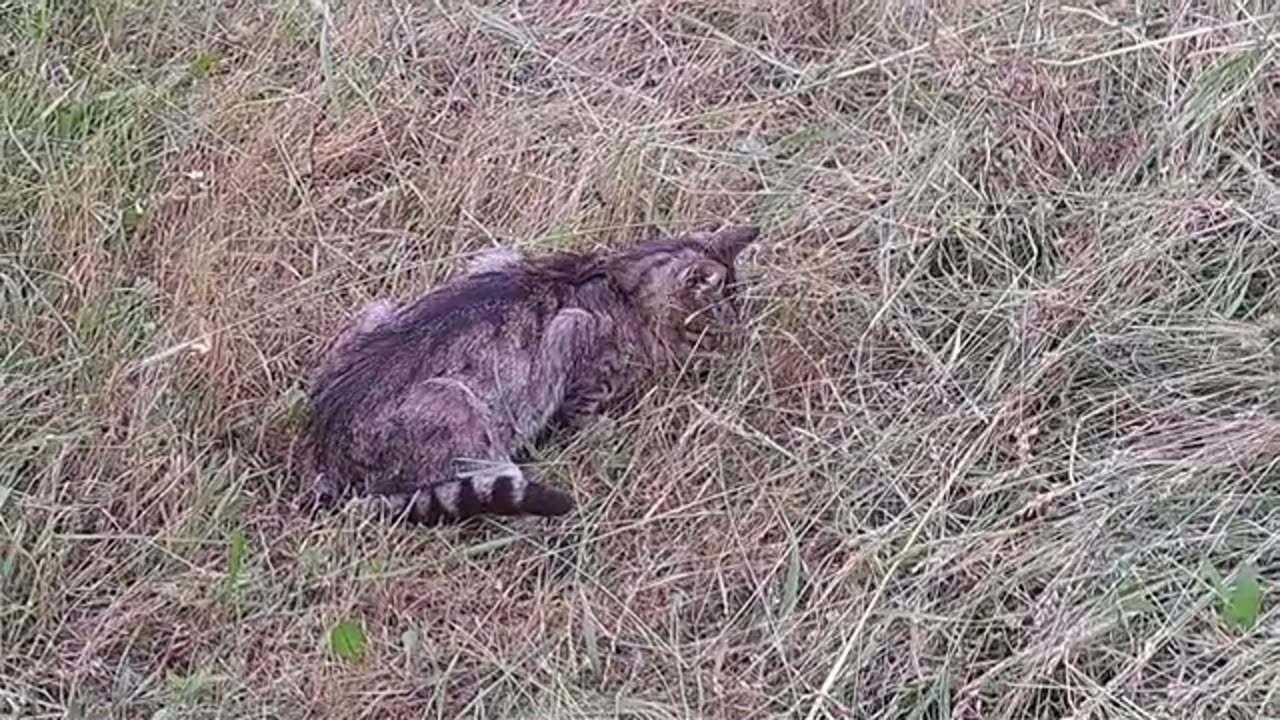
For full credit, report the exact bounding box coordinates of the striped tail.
[376,464,573,525]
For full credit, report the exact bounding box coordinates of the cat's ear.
[681,259,725,293]
[704,225,759,263]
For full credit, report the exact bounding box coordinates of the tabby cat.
[301,225,759,524]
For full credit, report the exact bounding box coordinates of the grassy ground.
[3,1,1279,718]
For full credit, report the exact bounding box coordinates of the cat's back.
[376,250,596,348]
[316,273,535,398]
[309,254,600,423]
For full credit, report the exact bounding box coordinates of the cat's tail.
[375,462,573,525]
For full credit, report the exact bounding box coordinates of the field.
[3,1,1279,718]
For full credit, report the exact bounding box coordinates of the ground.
[2,1,1279,718]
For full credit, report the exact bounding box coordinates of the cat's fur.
[301,225,759,524]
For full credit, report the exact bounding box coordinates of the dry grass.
[3,1,1280,718]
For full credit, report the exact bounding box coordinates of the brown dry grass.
[3,1,1280,718]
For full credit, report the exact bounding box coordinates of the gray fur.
[465,247,524,275]
[301,225,759,524]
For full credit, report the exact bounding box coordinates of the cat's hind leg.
[462,247,523,276]
[365,378,575,525]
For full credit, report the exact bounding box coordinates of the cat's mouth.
[680,312,745,355]
[682,297,745,332]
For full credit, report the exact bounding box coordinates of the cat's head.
[608,224,759,354]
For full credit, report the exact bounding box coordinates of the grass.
[2,1,1279,718]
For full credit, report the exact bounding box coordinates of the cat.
[300,224,759,525]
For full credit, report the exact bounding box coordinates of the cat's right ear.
[705,225,759,263]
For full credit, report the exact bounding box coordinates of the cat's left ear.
[704,225,759,263]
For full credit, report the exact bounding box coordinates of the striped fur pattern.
[301,225,759,525]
